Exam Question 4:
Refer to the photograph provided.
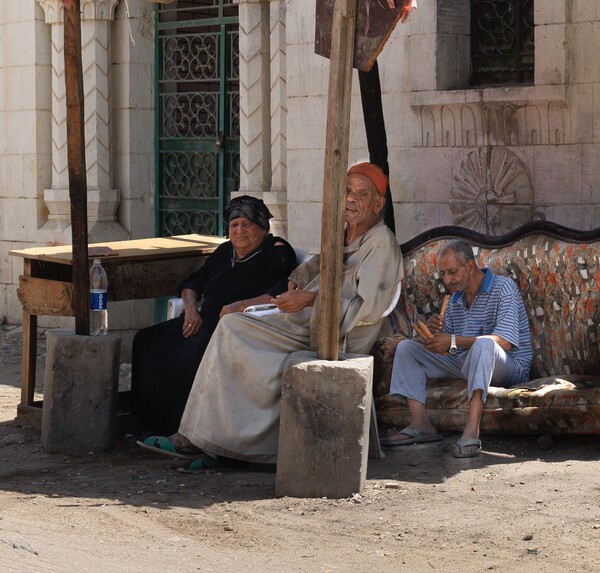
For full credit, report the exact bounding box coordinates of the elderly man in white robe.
[140,162,404,470]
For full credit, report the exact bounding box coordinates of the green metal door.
[155,0,239,237]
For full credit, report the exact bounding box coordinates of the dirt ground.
[1,323,600,573]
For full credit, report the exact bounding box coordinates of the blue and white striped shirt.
[442,268,532,379]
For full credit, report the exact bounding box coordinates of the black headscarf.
[225,195,273,233]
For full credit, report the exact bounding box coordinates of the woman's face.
[229,217,268,258]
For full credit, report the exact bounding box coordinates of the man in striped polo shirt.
[383,240,532,458]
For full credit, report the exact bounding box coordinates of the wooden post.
[63,0,90,335]
[316,0,357,360]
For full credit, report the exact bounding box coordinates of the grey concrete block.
[275,351,373,499]
[41,329,120,453]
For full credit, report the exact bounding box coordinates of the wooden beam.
[17,277,75,316]
[16,258,206,315]
[316,0,358,360]
[63,0,90,335]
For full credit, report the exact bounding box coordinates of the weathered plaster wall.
[285,0,600,253]
[0,0,155,331]
[1,0,598,326]
[0,1,52,322]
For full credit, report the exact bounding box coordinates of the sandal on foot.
[177,455,223,473]
[381,427,443,447]
[453,438,482,458]
[137,435,199,460]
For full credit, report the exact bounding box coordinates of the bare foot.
[168,433,199,452]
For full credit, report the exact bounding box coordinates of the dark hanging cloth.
[131,234,297,435]
[358,60,396,234]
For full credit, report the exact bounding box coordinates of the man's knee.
[394,338,421,361]
[470,337,497,358]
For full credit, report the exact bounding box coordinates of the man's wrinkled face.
[438,251,475,294]
[344,174,383,226]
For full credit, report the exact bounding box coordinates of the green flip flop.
[177,455,223,473]
[137,435,198,460]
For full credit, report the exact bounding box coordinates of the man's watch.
[449,334,458,354]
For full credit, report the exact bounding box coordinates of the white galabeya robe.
[179,221,403,463]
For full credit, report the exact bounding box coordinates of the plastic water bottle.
[89,258,108,335]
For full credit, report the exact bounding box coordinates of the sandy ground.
[1,322,600,573]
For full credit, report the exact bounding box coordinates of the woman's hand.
[272,289,316,313]
[182,304,202,337]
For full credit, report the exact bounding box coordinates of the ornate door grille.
[471,0,534,86]
[156,0,239,237]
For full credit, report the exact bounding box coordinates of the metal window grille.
[471,0,534,86]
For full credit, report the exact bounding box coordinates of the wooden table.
[10,234,224,427]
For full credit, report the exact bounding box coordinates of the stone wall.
[0,1,52,322]
[1,0,599,325]
[285,0,600,251]
[0,0,155,331]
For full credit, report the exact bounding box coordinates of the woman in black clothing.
[131,196,297,435]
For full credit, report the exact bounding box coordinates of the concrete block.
[408,0,435,35]
[1,197,40,241]
[276,351,373,499]
[409,34,437,92]
[535,145,583,204]
[393,202,442,243]
[551,204,594,230]
[583,145,600,203]
[437,0,470,35]
[593,205,600,229]
[5,111,38,154]
[570,22,600,84]
[534,24,566,86]
[287,200,322,254]
[127,64,154,109]
[4,67,23,111]
[572,0,600,22]
[286,1,315,46]
[595,85,600,144]
[3,22,36,66]
[120,194,154,238]
[534,0,566,25]
[3,154,24,198]
[2,1,22,23]
[287,43,329,98]
[379,34,410,91]
[287,96,326,150]
[41,329,120,453]
[412,147,454,202]
[287,148,325,201]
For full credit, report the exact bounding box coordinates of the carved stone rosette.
[450,147,535,235]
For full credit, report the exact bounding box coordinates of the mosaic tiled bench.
[373,222,600,435]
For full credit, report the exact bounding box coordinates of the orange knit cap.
[347,162,388,196]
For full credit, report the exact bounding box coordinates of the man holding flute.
[382,240,532,458]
